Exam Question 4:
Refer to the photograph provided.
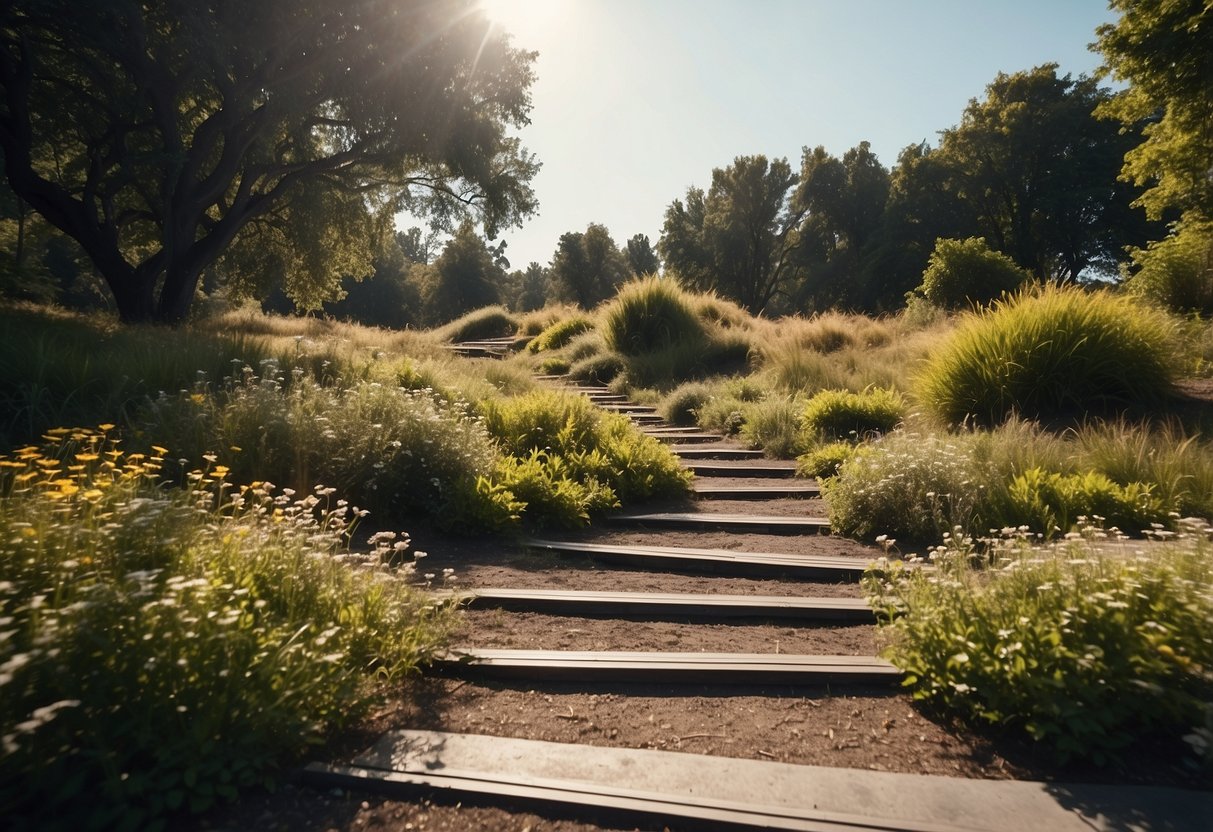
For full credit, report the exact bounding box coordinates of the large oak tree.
[0,0,539,323]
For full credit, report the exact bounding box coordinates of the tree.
[624,233,660,276]
[659,155,806,313]
[933,65,1148,282]
[549,223,629,308]
[789,142,890,311]
[915,236,1030,309]
[420,222,503,324]
[1095,0,1213,222]
[0,0,539,323]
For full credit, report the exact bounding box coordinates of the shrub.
[800,387,905,443]
[1076,421,1213,519]
[915,237,1030,310]
[797,441,856,479]
[917,285,1181,426]
[993,468,1169,536]
[696,394,746,436]
[570,352,626,385]
[143,373,503,530]
[660,382,713,427]
[739,397,804,458]
[0,429,452,829]
[603,277,705,356]
[481,390,691,505]
[1122,219,1213,316]
[538,356,571,375]
[565,330,605,362]
[435,305,518,342]
[864,528,1213,765]
[825,432,985,542]
[624,330,752,389]
[492,451,618,528]
[528,316,595,353]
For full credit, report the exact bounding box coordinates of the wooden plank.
[694,483,821,499]
[607,511,830,534]
[670,446,765,460]
[598,403,659,413]
[645,431,725,443]
[431,648,901,686]
[444,587,872,621]
[523,539,869,579]
[683,461,798,478]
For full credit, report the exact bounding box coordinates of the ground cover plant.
[917,285,1182,426]
[0,428,453,830]
[864,525,1213,767]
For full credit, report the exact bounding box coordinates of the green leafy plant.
[739,397,804,458]
[796,440,856,479]
[864,527,1213,765]
[917,285,1181,426]
[994,467,1168,535]
[800,387,905,443]
[527,316,595,353]
[0,429,453,829]
[915,236,1030,310]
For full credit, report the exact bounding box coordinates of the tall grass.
[527,315,595,353]
[603,277,705,356]
[433,305,518,342]
[917,286,1182,426]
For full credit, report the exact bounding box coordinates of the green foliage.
[434,304,519,343]
[604,277,706,356]
[549,223,630,308]
[797,440,858,479]
[739,397,804,459]
[1095,1,1213,221]
[660,382,713,427]
[493,451,618,528]
[1122,219,1213,315]
[0,429,452,829]
[1075,421,1213,519]
[0,305,273,449]
[622,332,751,389]
[917,285,1180,426]
[825,432,983,542]
[481,390,691,506]
[916,237,1029,309]
[569,352,626,385]
[527,316,595,353]
[996,468,1166,536]
[538,356,571,375]
[800,387,905,443]
[420,224,507,325]
[0,1,539,323]
[143,372,502,530]
[864,529,1213,765]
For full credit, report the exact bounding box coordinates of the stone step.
[523,539,868,580]
[444,587,871,622]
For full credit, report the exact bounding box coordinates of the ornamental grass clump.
[660,382,713,427]
[527,315,595,353]
[917,285,1181,426]
[434,304,518,343]
[603,277,705,356]
[0,428,453,829]
[864,525,1213,765]
[800,387,906,444]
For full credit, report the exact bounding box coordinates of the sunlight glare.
[478,0,566,39]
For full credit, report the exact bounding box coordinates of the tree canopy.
[0,0,539,323]
[549,223,629,308]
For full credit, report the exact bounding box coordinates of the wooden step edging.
[646,431,726,444]
[442,587,873,622]
[694,483,821,499]
[607,511,830,534]
[430,648,901,686]
[523,539,871,579]
[670,446,766,460]
[683,461,799,478]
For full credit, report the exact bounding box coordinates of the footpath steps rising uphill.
[301,372,1201,831]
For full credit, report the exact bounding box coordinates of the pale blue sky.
[452,0,1118,270]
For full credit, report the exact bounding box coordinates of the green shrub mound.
[995,467,1167,536]
[570,352,625,385]
[1122,219,1213,316]
[801,387,905,443]
[917,286,1180,426]
[915,237,1030,310]
[660,382,712,427]
[604,277,705,356]
[528,316,595,353]
[796,441,856,479]
[436,305,518,343]
[481,390,691,512]
[0,430,451,829]
[864,531,1213,765]
[624,331,751,389]
[739,397,804,459]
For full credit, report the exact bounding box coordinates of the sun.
[477,0,565,38]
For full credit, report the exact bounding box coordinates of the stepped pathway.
[298,373,1209,831]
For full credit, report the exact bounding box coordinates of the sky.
[427,0,1120,270]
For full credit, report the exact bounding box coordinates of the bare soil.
[193,437,1208,832]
